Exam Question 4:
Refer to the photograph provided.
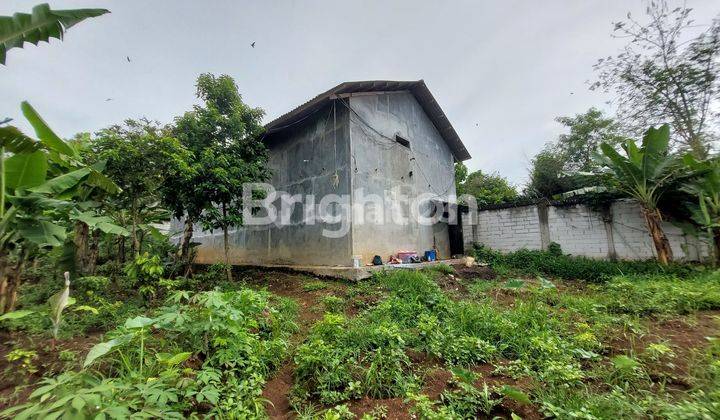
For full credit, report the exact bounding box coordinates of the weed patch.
[474,244,700,282]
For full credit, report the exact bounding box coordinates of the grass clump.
[423,263,456,275]
[303,280,328,292]
[322,295,346,313]
[473,243,700,282]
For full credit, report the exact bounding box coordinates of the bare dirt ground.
[0,332,101,409]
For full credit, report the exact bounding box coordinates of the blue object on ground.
[424,250,437,261]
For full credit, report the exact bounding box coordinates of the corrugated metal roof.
[265,80,471,161]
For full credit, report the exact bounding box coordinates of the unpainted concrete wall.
[349,92,455,264]
[186,103,354,266]
[462,199,710,261]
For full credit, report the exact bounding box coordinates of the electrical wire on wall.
[337,96,456,199]
[331,100,340,189]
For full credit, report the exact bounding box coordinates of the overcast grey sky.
[2,0,718,187]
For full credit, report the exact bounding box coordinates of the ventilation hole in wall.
[395,135,410,148]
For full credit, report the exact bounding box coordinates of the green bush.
[322,295,346,313]
[74,276,111,296]
[192,263,232,290]
[601,272,720,315]
[473,244,699,282]
[2,287,297,418]
[303,280,328,292]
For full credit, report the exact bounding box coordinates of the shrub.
[192,263,231,290]
[547,241,563,256]
[443,336,497,366]
[322,295,346,313]
[472,244,699,282]
[303,280,328,292]
[74,276,111,296]
[2,287,297,418]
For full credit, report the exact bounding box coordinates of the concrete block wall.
[463,199,711,262]
[547,205,609,258]
[609,200,709,261]
[470,205,542,252]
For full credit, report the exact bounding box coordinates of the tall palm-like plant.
[0,102,126,312]
[682,155,720,265]
[595,125,681,264]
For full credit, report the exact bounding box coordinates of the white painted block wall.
[462,199,710,261]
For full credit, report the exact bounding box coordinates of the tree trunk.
[131,199,140,257]
[87,229,101,275]
[4,249,27,313]
[0,254,8,314]
[222,203,232,282]
[642,207,673,265]
[138,230,146,255]
[179,218,194,262]
[712,228,720,267]
[74,221,89,275]
[118,236,126,264]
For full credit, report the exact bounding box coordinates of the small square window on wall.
[395,134,410,148]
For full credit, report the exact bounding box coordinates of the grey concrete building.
[185,80,471,269]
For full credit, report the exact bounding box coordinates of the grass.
[5,259,720,418]
[473,243,702,282]
[289,267,720,418]
[303,279,329,292]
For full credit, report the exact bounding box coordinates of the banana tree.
[682,155,720,265]
[595,125,682,265]
[0,102,125,312]
[0,3,109,65]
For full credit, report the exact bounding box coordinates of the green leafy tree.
[172,74,269,280]
[454,162,468,194]
[0,3,109,65]
[555,108,625,172]
[592,1,720,158]
[528,108,625,198]
[595,125,682,264]
[91,119,191,258]
[527,149,575,198]
[457,170,518,206]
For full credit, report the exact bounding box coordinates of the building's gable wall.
[349,91,456,263]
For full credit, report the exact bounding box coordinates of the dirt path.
[242,269,352,418]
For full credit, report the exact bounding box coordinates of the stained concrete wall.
[186,102,354,266]
[462,199,710,261]
[349,92,455,263]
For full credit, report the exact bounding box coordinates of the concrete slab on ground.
[238,259,466,281]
